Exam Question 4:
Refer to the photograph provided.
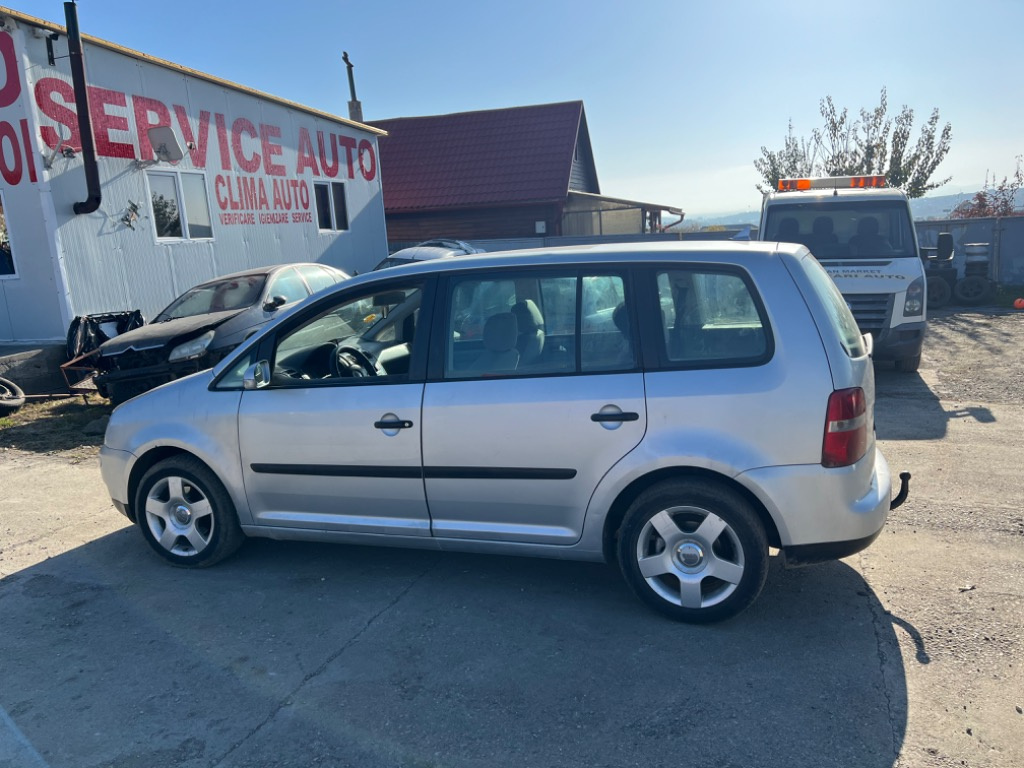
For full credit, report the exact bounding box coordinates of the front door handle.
[590,411,639,423]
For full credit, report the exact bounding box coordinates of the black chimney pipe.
[65,1,101,215]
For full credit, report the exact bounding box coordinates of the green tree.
[151,194,182,237]
[755,88,952,198]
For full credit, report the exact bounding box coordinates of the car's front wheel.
[135,456,244,567]
[617,479,769,623]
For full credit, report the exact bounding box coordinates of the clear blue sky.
[31,0,1024,215]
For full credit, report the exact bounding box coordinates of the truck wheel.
[0,377,26,414]
[926,276,951,308]
[953,276,994,306]
[895,355,921,373]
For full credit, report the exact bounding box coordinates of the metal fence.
[915,217,1024,285]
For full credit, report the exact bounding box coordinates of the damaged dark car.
[95,263,349,404]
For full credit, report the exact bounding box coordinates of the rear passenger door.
[420,267,646,545]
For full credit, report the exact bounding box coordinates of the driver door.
[238,279,432,537]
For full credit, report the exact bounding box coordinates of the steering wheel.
[331,344,379,377]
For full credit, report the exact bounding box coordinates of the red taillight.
[822,387,868,468]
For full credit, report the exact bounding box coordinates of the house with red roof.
[370,101,682,246]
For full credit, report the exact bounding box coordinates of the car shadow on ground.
[0,532,913,768]
[873,364,995,441]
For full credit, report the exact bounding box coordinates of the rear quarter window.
[797,256,866,358]
[652,267,771,367]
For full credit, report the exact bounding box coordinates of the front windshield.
[764,200,916,259]
[155,275,267,321]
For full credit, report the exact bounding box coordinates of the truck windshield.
[764,200,915,259]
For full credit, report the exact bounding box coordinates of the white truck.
[758,175,926,372]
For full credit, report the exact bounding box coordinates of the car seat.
[510,299,544,366]
[469,313,519,373]
[849,217,889,253]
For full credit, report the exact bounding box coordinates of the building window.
[147,171,213,240]
[0,193,15,277]
[314,181,349,231]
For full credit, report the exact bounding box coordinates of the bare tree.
[755,88,952,198]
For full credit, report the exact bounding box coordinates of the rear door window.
[440,269,635,379]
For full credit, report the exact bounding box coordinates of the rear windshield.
[764,199,916,259]
[797,256,866,358]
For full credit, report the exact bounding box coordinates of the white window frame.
[146,170,214,242]
[314,181,349,232]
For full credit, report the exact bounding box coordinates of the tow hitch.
[890,471,911,510]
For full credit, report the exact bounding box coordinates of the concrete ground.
[0,310,1021,768]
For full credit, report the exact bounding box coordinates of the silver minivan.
[100,243,899,622]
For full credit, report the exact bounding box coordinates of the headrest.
[483,313,518,352]
[858,217,879,235]
[511,299,543,332]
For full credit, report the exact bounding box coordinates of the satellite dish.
[147,126,185,163]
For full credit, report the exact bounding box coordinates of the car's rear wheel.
[135,456,244,567]
[617,479,768,623]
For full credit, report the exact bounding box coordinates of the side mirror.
[242,360,271,390]
[936,232,954,262]
[263,295,288,311]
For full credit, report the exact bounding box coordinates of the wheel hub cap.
[172,504,192,526]
[675,541,705,571]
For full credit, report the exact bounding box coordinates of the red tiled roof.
[369,101,588,213]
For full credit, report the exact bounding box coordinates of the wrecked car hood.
[99,310,243,356]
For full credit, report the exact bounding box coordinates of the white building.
[0,6,388,344]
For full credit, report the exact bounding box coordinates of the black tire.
[926,276,951,309]
[895,354,921,373]
[0,376,26,414]
[953,275,995,306]
[617,479,769,623]
[134,455,244,567]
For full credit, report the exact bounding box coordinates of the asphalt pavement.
[1,313,1021,768]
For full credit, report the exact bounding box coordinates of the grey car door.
[238,280,431,536]
[421,269,646,545]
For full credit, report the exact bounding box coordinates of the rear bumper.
[737,447,892,551]
[780,528,883,566]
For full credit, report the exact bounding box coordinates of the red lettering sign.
[0,121,22,184]
[231,117,260,173]
[174,106,211,168]
[260,123,285,177]
[214,113,231,171]
[295,127,319,175]
[89,87,134,158]
[358,139,376,181]
[134,95,172,160]
[35,78,81,149]
[318,130,339,178]
[337,135,356,179]
[0,32,21,108]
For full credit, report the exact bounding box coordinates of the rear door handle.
[590,412,639,423]
[374,419,414,430]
